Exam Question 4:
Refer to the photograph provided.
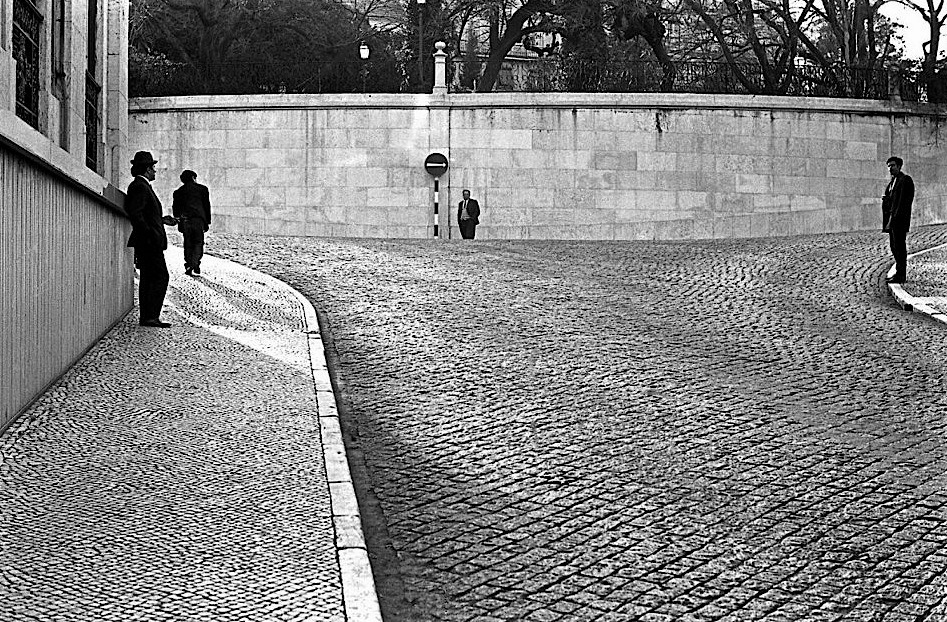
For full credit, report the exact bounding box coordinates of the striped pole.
[422,153,448,238]
[433,177,440,238]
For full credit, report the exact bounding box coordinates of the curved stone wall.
[129,93,947,240]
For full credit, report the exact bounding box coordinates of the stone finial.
[433,42,448,96]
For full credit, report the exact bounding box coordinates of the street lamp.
[359,43,370,93]
[417,0,426,89]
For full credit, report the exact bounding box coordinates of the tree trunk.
[477,1,550,92]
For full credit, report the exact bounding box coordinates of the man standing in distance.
[172,169,212,276]
[457,189,481,240]
[126,151,174,328]
[882,156,915,284]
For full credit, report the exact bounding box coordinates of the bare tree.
[682,0,897,96]
[472,0,558,91]
[442,0,674,91]
[891,0,947,99]
[683,0,812,93]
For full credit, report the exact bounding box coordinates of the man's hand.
[161,215,178,226]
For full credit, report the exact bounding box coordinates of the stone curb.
[285,285,385,622]
[168,248,383,622]
[887,242,947,325]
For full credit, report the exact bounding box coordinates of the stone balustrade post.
[888,67,903,103]
[433,42,448,96]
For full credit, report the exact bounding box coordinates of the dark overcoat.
[125,176,168,250]
[457,198,481,226]
[172,181,212,228]
[882,172,915,233]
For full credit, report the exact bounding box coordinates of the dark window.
[85,0,100,171]
[87,0,98,73]
[12,0,42,129]
[51,0,66,92]
[85,72,100,171]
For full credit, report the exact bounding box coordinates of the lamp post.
[417,0,426,90]
[359,42,370,93]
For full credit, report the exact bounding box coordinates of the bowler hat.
[130,151,158,166]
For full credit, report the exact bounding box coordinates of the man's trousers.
[459,220,477,240]
[889,230,908,278]
[181,219,206,270]
[136,248,170,322]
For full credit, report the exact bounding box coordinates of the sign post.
[424,153,448,238]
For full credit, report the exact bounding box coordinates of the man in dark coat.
[882,156,915,284]
[126,151,174,328]
[457,189,481,240]
[172,169,212,276]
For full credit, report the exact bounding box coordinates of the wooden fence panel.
[0,142,134,430]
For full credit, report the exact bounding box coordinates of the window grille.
[51,0,66,89]
[87,0,98,73]
[85,0,100,171]
[85,72,101,171]
[12,0,42,129]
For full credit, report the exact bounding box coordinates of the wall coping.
[129,92,947,117]
[0,110,126,215]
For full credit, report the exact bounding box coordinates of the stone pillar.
[888,67,903,104]
[106,0,129,186]
[433,41,448,97]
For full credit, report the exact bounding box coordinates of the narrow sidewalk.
[0,246,380,622]
[888,241,947,324]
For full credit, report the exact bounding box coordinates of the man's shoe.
[140,319,172,328]
[193,266,201,275]
[886,275,905,284]
[185,267,193,276]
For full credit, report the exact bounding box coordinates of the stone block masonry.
[129,93,947,240]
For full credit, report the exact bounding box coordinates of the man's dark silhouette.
[172,170,212,276]
[126,151,173,328]
[882,156,915,284]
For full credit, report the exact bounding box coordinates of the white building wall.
[2,0,127,188]
[1,0,132,430]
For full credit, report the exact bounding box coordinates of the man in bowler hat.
[126,151,175,327]
[882,156,915,284]
[172,169,212,276]
[457,189,481,240]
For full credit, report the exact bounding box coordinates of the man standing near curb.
[126,151,175,328]
[882,156,915,284]
[172,169,212,276]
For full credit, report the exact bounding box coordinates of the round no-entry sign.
[424,152,448,177]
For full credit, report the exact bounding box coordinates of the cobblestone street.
[212,226,947,622]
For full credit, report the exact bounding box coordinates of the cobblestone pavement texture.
[209,225,947,622]
[0,246,346,622]
[902,244,947,315]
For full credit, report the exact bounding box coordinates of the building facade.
[1,0,133,430]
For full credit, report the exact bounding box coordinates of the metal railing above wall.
[130,60,410,97]
[130,56,938,103]
[451,58,935,102]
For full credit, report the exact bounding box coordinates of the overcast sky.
[879,3,930,60]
